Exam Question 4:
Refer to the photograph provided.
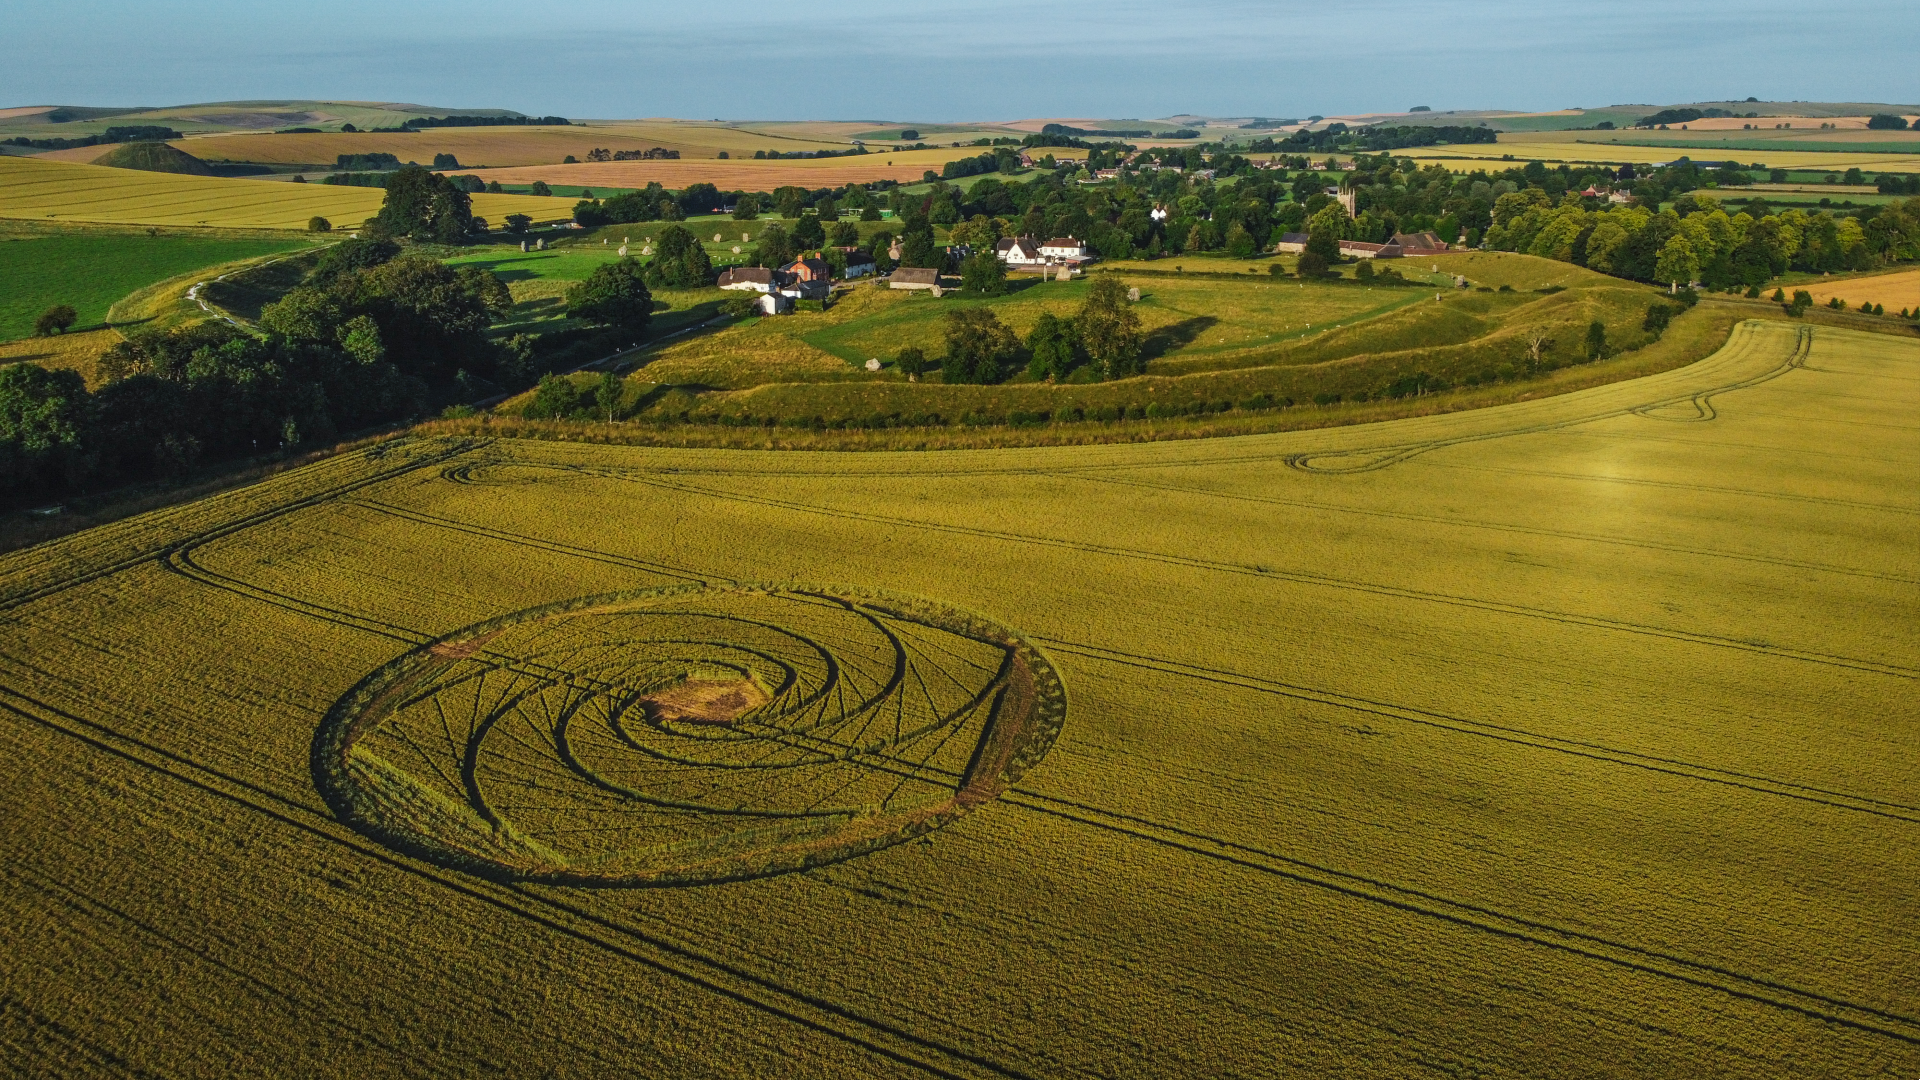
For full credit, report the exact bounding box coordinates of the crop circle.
[313,583,1065,885]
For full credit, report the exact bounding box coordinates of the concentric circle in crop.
[313,583,1065,885]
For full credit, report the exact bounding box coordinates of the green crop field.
[555,253,1681,426]
[0,232,308,340]
[2,319,1915,1077]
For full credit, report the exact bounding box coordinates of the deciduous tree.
[1077,275,1143,378]
[566,257,655,330]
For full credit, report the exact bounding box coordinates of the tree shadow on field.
[1141,315,1217,359]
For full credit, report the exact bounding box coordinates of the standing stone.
[732,246,741,254]
[520,240,529,252]
[865,358,882,371]
[618,244,628,256]
[743,232,751,242]
[1127,287,1140,302]
[714,233,723,242]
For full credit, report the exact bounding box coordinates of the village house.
[716,267,787,293]
[775,257,832,300]
[785,257,831,283]
[995,236,1045,265]
[1039,237,1091,261]
[995,235,1095,270]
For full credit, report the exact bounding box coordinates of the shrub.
[308,216,332,233]
[1586,320,1608,360]
[1296,251,1328,276]
[32,305,78,337]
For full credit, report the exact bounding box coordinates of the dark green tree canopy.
[753,223,795,268]
[960,250,1007,296]
[566,257,655,332]
[1025,312,1080,380]
[1077,275,1144,379]
[376,165,475,243]
[647,225,714,288]
[791,214,826,249]
[940,308,1021,385]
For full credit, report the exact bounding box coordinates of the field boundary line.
[1033,638,1920,824]
[1411,460,1920,518]
[0,684,1037,1080]
[1067,471,1920,587]
[1000,790,1920,1046]
[608,472,1918,680]
[344,499,717,583]
[0,438,488,613]
[1279,322,1810,474]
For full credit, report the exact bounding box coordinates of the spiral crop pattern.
[313,584,1065,885]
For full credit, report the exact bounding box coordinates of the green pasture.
[800,275,1424,371]
[0,233,306,340]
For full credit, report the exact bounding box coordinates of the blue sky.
[7,0,1916,119]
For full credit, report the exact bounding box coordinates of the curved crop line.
[0,687,1038,1080]
[314,583,1061,887]
[1281,324,1810,474]
[0,437,489,614]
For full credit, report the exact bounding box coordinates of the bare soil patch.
[642,678,769,725]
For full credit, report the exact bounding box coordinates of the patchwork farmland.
[0,155,576,230]
[3,320,1917,1077]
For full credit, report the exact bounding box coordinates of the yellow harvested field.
[3,322,1918,1077]
[1671,115,1918,131]
[1804,268,1920,312]
[0,325,123,385]
[0,155,576,230]
[1408,139,1920,173]
[452,147,1006,190]
[164,123,853,167]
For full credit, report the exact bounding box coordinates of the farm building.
[1390,232,1450,254]
[753,292,793,315]
[888,267,942,291]
[1274,232,1310,253]
[1338,240,1397,259]
[717,267,787,293]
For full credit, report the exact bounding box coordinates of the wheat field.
[1,320,1915,1077]
[0,156,577,230]
[158,122,859,168]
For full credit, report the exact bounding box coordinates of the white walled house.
[995,237,1046,266]
[1040,237,1091,261]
